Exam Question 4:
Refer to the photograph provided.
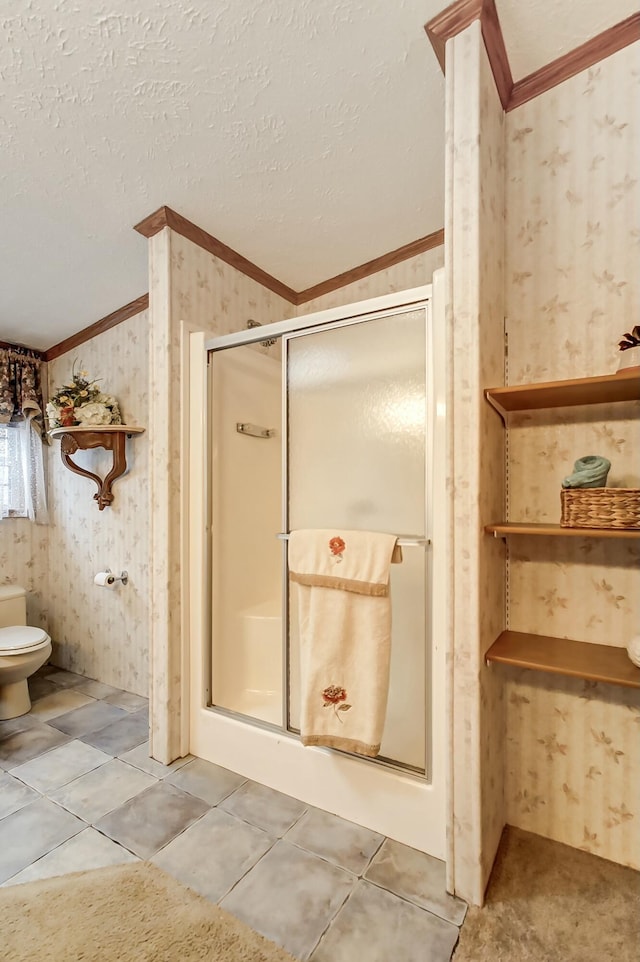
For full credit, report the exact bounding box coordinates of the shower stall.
[188,278,448,858]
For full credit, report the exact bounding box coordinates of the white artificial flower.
[74,402,113,426]
[96,393,123,424]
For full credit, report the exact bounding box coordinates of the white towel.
[288,529,401,758]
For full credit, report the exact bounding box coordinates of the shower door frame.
[187,282,449,858]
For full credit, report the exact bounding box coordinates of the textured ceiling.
[0,0,635,350]
[496,0,639,79]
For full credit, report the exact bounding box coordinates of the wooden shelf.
[49,426,145,510]
[486,630,640,689]
[485,522,639,539]
[49,426,145,439]
[485,369,640,420]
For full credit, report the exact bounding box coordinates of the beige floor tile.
[11,740,111,794]
[165,757,246,805]
[94,781,210,858]
[220,780,306,837]
[28,688,96,721]
[49,758,156,822]
[0,772,40,819]
[221,840,355,961]
[0,797,84,884]
[311,878,459,962]
[118,742,193,778]
[2,827,138,886]
[286,808,383,875]
[0,721,70,769]
[365,838,467,925]
[152,808,273,902]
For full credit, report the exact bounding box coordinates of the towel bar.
[275,533,430,547]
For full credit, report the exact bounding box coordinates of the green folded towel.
[562,455,611,489]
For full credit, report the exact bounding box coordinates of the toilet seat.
[0,626,51,657]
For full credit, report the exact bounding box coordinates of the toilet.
[0,585,52,720]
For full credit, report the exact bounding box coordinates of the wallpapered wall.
[504,43,640,868]
[444,21,506,905]
[295,246,444,315]
[45,312,150,695]
[148,228,296,762]
[0,518,48,629]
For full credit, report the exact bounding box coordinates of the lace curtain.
[0,346,48,523]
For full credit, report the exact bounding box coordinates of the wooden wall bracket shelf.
[486,630,640,689]
[485,369,640,422]
[49,426,145,510]
[485,522,639,540]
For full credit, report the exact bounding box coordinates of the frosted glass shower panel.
[287,309,428,770]
[287,311,426,534]
[209,345,283,726]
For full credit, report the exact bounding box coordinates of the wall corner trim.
[296,229,445,304]
[44,294,150,362]
[425,2,639,113]
[507,13,640,111]
[134,206,299,305]
[425,0,511,109]
[425,0,483,71]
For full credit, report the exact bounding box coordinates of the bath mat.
[1,861,297,962]
[453,826,640,961]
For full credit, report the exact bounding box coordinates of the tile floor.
[0,665,467,961]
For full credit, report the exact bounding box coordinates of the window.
[0,421,48,523]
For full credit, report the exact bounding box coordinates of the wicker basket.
[560,488,640,529]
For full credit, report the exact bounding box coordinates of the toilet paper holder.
[104,568,128,586]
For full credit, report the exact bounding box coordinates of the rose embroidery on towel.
[322,685,351,722]
[328,536,346,563]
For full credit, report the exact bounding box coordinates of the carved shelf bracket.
[49,426,145,510]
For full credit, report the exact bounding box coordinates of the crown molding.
[425,1,638,113]
[508,13,640,111]
[425,0,511,108]
[134,206,298,304]
[44,294,149,362]
[41,219,446,358]
[296,229,445,304]
[425,0,482,71]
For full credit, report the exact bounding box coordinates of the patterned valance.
[0,345,46,437]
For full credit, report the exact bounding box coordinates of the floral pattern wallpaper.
[296,246,444,315]
[444,21,506,906]
[148,228,296,762]
[45,312,150,695]
[0,517,48,628]
[504,42,640,869]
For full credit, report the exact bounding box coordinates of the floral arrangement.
[46,360,122,429]
[618,325,640,352]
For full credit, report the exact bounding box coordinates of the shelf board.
[486,630,640,689]
[49,425,145,438]
[485,522,639,539]
[485,369,640,419]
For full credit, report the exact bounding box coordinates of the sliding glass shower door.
[285,309,430,770]
[208,303,432,774]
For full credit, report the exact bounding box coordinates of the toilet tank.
[0,585,27,628]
